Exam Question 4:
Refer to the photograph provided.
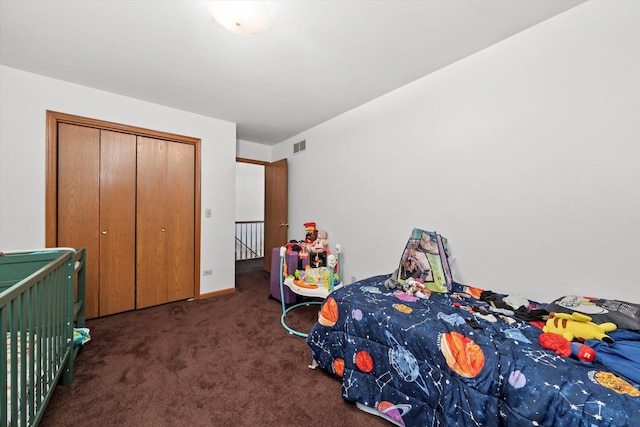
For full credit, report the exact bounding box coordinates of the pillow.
[395,228,452,293]
[546,295,640,331]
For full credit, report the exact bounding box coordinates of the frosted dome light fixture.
[208,1,272,36]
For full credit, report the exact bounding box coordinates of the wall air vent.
[293,140,306,154]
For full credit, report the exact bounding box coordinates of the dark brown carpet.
[40,264,388,426]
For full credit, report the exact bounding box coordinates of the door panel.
[57,123,101,319]
[136,137,168,309]
[263,158,288,272]
[166,141,195,302]
[136,137,195,309]
[99,130,136,316]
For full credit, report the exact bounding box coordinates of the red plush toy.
[303,222,317,245]
[571,341,596,363]
[538,332,596,363]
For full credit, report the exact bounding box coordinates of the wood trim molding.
[198,287,236,300]
[48,110,201,144]
[45,112,60,247]
[236,157,269,165]
[46,110,203,298]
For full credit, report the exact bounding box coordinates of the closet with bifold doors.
[51,113,199,319]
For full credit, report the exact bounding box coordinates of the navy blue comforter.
[307,275,640,426]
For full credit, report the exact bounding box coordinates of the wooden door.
[98,130,136,316]
[263,158,288,272]
[57,124,137,318]
[166,141,195,302]
[57,123,101,319]
[136,137,195,308]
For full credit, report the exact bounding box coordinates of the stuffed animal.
[404,277,423,296]
[386,277,430,299]
[303,222,317,245]
[538,332,596,363]
[543,312,616,343]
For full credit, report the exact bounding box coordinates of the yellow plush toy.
[543,312,617,343]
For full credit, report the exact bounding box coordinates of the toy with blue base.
[280,243,342,337]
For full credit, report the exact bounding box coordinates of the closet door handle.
[101,230,108,235]
[161,228,167,232]
[279,223,289,228]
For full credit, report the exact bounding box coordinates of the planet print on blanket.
[355,350,374,372]
[385,330,432,396]
[439,331,485,378]
[318,297,339,327]
[333,358,345,377]
[393,303,413,314]
[377,401,411,426]
[508,370,527,388]
[592,371,640,396]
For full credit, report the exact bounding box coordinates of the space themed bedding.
[306,275,640,426]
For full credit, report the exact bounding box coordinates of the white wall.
[237,139,271,162]
[0,65,237,295]
[236,163,264,221]
[273,1,640,303]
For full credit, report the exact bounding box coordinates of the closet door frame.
[45,110,202,300]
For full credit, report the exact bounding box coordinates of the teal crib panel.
[1,248,86,427]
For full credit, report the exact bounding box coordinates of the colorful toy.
[543,312,617,343]
[385,276,430,299]
[308,229,329,267]
[309,247,340,286]
[538,332,596,363]
[312,229,328,250]
[283,243,340,290]
[303,222,317,245]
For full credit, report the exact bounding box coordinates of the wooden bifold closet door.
[99,130,137,315]
[56,121,195,318]
[136,136,195,309]
[57,124,136,317]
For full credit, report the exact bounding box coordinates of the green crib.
[1,248,86,426]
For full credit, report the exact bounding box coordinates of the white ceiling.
[0,0,585,145]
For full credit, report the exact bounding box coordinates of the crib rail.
[1,248,85,427]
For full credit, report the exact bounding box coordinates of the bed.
[306,229,640,426]
[1,248,87,427]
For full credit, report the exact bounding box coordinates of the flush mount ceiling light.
[208,1,272,36]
